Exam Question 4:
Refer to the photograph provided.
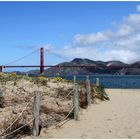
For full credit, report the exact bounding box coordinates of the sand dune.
[37,89,140,139]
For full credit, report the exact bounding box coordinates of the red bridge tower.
[40,47,44,75]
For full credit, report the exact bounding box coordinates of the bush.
[7,73,17,81]
[92,85,110,101]
[51,77,64,82]
[35,76,47,86]
[0,73,17,83]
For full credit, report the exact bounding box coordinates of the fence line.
[1,119,33,139]
[60,89,73,101]
[0,75,99,138]
[55,106,74,127]
[73,82,79,121]
[0,95,34,137]
[33,90,40,136]
[86,76,91,106]
[96,78,100,86]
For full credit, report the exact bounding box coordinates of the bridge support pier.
[40,48,44,75]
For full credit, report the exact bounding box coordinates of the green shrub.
[34,76,47,86]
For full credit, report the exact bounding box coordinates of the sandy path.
[37,89,140,139]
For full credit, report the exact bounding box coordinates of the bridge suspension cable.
[45,49,70,61]
[5,48,40,66]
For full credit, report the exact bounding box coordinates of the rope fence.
[54,106,74,128]
[60,89,73,101]
[0,75,102,138]
[1,119,33,139]
[0,95,34,138]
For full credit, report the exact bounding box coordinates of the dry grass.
[0,73,110,139]
[0,114,32,139]
[0,96,5,108]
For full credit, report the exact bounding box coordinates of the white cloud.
[20,44,54,51]
[124,14,140,30]
[72,23,135,47]
[55,45,139,63]
[136,5,140,12]
[73,32,108,46]
[114,34,140,47]
[47,5,140,63]
[116,24,133,37]
[43,44,54,50]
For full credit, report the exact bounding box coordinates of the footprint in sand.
[106,118,112,121]
[128,136,132,139]
[80,134,87,138]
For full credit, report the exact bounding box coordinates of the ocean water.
[61,75,140,89]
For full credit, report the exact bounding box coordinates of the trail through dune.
[29,89,140,139]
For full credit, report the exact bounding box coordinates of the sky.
[0,1,140,71]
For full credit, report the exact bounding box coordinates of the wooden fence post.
[74,75,76,84]
[32,90,40,136]
[26,73,29,77]
[86,76,91,106]
[73,83,79,121]
[96,78,99,86]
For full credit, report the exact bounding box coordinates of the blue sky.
[0,1,140,71]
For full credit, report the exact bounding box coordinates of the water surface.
[61,75,140,89]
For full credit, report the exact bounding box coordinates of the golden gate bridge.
[0,47,131,75]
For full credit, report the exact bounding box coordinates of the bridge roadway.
[0,65,131,74]
[1,65,130,68]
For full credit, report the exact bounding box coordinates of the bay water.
[61,75,140,89]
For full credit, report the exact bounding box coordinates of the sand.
[37,89,140,139]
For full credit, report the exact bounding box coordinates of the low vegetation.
[0,73,109,139]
